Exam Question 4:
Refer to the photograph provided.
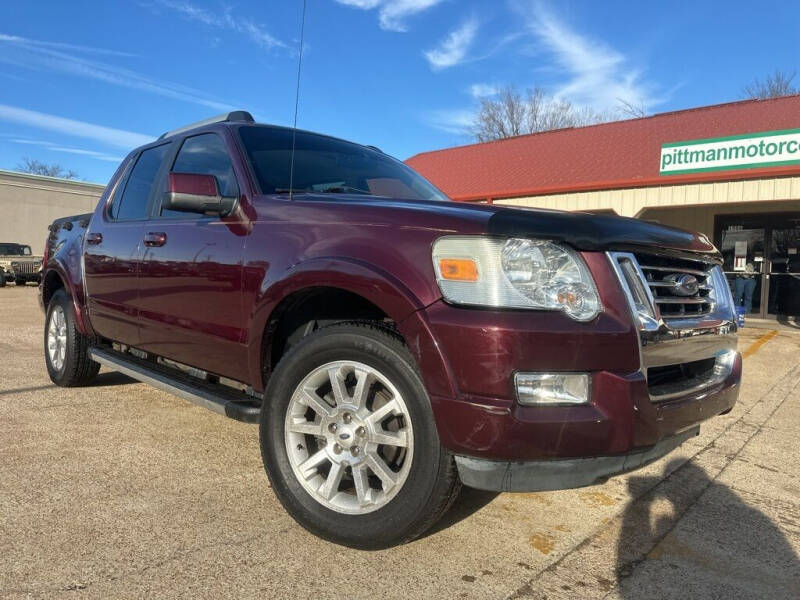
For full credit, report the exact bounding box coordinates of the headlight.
[432,236,601,321]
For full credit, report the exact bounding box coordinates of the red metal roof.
[406,95,800,202]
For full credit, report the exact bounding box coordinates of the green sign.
[660,128,800,175]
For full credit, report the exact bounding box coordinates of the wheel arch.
[247,257,444,393]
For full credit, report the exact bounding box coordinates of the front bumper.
[456,425,700,492]
[402,251,741,481]
[425,349,741,463]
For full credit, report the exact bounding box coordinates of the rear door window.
[161,133,238,218]
[111,143,170,220]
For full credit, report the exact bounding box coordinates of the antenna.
[288,0,307,201]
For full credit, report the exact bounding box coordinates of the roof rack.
[157,110,255,140]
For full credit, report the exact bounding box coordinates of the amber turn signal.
[438,258,479,282]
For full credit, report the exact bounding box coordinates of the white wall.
[494,176,800,219]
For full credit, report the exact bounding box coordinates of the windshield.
[239,126,448,202]
[0,244,26,256]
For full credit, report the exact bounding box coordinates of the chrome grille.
[633,253,714,320]
[608,250,738,404]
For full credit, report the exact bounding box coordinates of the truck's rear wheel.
[259,322,460,549]
[45,289,100,387]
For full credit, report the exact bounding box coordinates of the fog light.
[515,372,590,406]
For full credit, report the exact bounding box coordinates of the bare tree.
[617,98,647,118]
[743,69,799,99]
[470,85,610,142]
[15,158,79,180]
[16,158,80,179]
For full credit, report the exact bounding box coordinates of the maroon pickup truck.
[40,111,741,548]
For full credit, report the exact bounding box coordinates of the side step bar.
[88,347,261,423]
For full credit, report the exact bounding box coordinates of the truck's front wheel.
[44,289,100,387]
[260,322,460,549]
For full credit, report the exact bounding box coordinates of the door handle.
[86,232,103,245]
[144,232,167,247]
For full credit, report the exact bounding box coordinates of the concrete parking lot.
[1,285,798,599]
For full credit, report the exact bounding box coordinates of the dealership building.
[408,95,800,321]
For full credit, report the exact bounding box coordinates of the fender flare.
[246,257,451,397]
[41,260,93,336]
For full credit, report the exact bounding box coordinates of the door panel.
[83,221,145,345]
[136,220,247,380]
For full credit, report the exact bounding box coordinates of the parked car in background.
[0,242,42,286]
[39,111,742,548]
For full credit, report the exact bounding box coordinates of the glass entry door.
[716,212,800,321]
[719,225,765,316]
[768,224,800,318]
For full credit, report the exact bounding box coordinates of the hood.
[261,193,718,258]
[0,255,43,261]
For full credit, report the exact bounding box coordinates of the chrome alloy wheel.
[284,360,414,515]
[47,304,68,372]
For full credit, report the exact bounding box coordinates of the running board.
[88,347,261,423]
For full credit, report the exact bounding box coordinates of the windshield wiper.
[316,186,372,195]
[275,185,387,197]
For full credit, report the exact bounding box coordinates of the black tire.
[259,322,460,549]
[0,272,5,287]
[44,289,100,387]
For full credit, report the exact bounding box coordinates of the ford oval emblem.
[672,274,699,297]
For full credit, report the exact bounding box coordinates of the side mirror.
[163,173,236,216]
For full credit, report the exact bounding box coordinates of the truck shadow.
[90,371,137,387]
[615,459,800,599]
[0,372,136,396]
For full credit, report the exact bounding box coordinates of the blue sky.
[1,0,798,184]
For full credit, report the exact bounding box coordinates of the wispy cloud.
[154,1,287,50]
[335,0,444,32]
[0,34,136,57]
[514,1,663,112]
[0,105,154,150]
[424,18,479,71]
[468,83,499,98]
[0,33,240,112]
[424,108,475,135]
[8,138,124,162]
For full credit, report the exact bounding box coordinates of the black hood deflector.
[488,208,719,260]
